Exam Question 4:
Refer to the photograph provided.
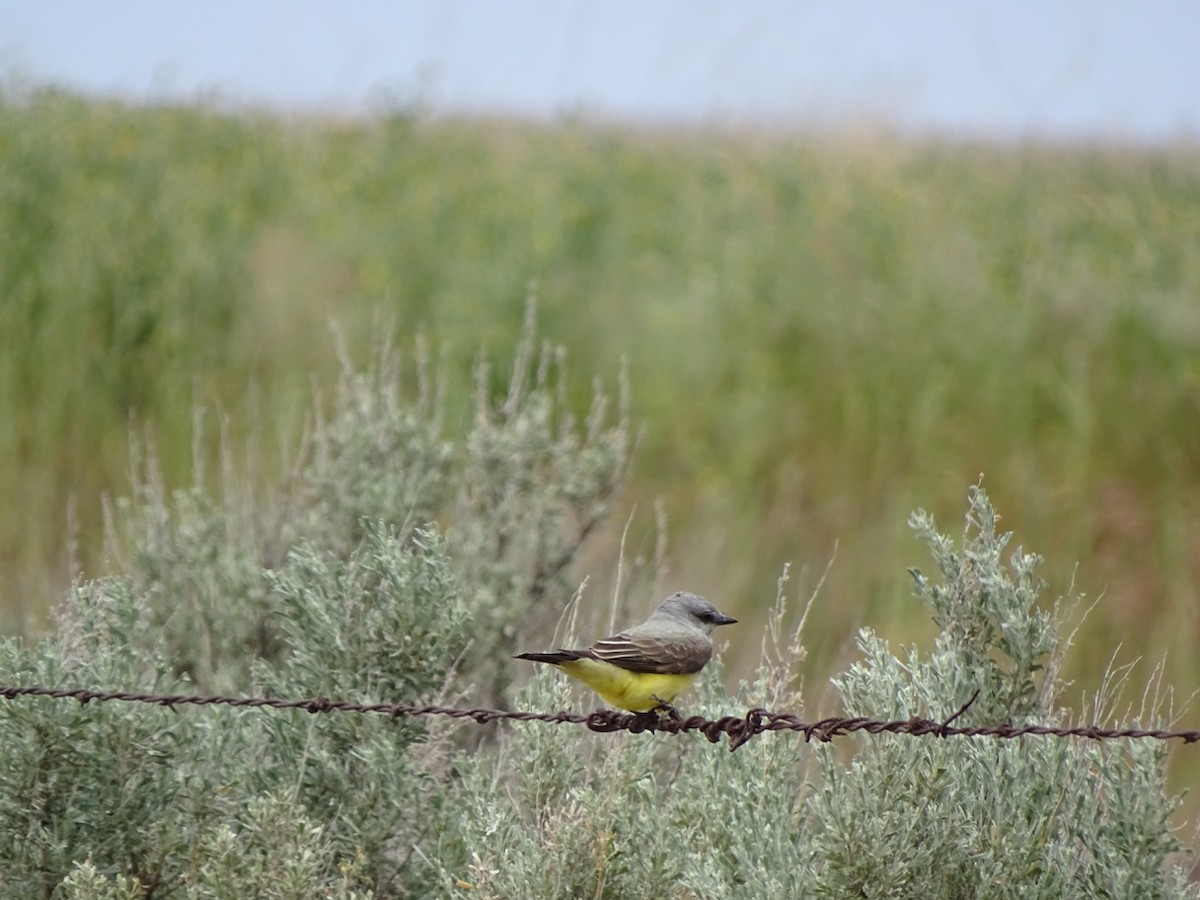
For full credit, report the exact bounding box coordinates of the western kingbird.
[515,592,737,713]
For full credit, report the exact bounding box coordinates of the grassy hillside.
[2,83,1199,712]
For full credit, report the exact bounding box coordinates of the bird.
[515,591,737,713]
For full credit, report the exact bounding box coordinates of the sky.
[2,1,1199,141]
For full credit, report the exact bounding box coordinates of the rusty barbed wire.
[2,684,1198,752]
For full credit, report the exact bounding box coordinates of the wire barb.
[938,688,980,737]
[2,684,1198,751]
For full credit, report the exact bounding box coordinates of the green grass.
[2,82,1199,719]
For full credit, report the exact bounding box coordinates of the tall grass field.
[1,83,1199,894]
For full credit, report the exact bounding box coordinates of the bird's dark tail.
[514,650,585,665]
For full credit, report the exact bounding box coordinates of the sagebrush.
[0,322,1192,897]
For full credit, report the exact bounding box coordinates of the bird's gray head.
[651,592,737,635]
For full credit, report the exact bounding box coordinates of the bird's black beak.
[716,613,737,626]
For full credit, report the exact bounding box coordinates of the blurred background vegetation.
[2,82,1198,720]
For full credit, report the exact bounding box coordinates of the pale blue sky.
[2,1,1198,140]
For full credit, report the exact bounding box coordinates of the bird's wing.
[583,629,712,675]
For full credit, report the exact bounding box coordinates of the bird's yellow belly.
[557,659,697,712]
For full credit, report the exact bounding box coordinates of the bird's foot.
[650,696,683,721]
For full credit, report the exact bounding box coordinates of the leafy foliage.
[0,320,630,896]
[0,328,1190,894]
[425,486,1194,899]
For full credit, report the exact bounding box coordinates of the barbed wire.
[2,684,1198,752]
